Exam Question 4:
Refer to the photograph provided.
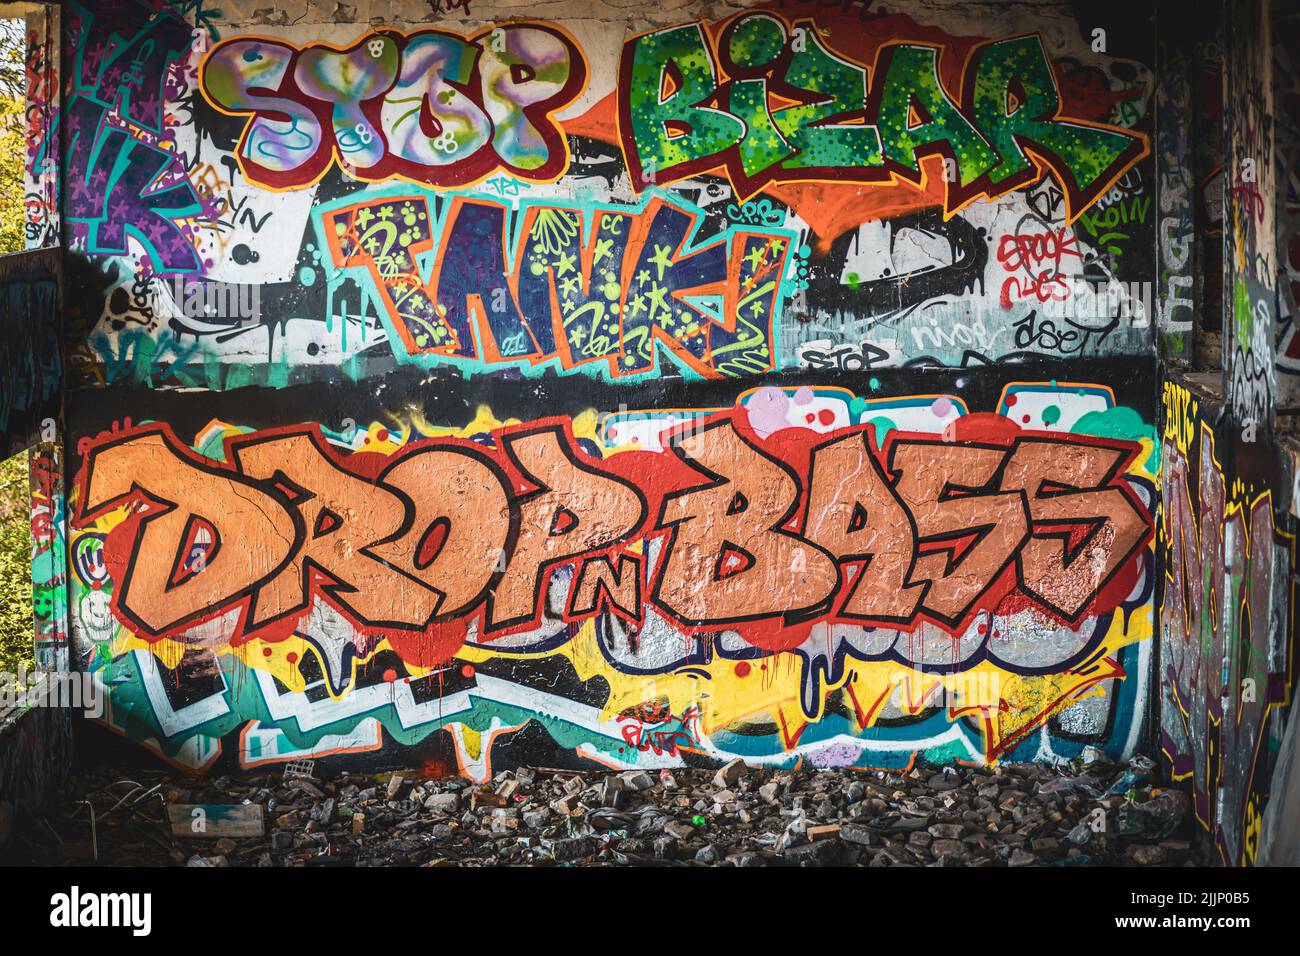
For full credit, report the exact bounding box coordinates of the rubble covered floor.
[3,753,1205,867]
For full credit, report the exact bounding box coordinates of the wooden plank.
[807,824,842,842]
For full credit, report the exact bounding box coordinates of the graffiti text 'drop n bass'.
[74,412,1152,665]
[619,14,1148,219]
[199,23,586,190]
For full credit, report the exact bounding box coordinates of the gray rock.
[522,809,549,828]
[695,844,722,863]
[424,792,460,814]
[714,758,747,789]
[664,820,695,840]
[932,839,966,858]
[782,839,841,865]
[840,823,878,846]
[929,823,967,839]
[621,771,656,791]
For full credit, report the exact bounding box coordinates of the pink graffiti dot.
[793,387,814,405]
[932,397,953,417]
[747,387,790,435]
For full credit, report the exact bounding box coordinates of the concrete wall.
[0,702,72,850]
[60,0,1169,780]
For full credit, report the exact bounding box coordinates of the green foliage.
[0,450,31,676]
[0,89,23,255]
[0,90,24,255]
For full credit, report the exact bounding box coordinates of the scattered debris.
[5,754,1205,867]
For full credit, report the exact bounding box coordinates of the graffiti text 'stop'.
[200,22,587,191]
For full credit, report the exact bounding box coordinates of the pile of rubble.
[12,751,1201,867]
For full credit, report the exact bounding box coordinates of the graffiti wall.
[1224,0,1278,433]
[1274,1,1300,397]
[1154,16,1224,365]
[60,0,1168,777]
[18,0,59,252]
[62,0,1157,387]
[1158,376,1296,866]
[69,366,1157,775]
